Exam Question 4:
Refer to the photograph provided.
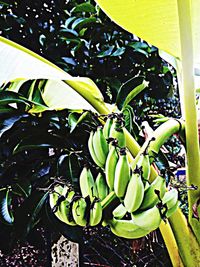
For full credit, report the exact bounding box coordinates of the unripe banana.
[109,218,150,239]
[72,197,88,226]
[105,144,119,190]
[89,200,103,226]
[114,148,130,198]
[103,116,113,139]
[139,175,166,210]
[131,205,162,231]
[124,169,144,213]
[162,189,179,218]
[79,167,98,202]
[162,188,178,209]
[109,119,126,148]
[95,172,109,200]
[49,185,76,226]
[137,153,151,181]
[49,185,64,220]
[58,190,76,226]
[93,126,109,166]
[88,131,104,168]
[113,203,127,219]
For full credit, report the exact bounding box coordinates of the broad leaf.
[0,91,31,106]
[0,37,109,113]
[13,134,64,154]
[95,0,200,65]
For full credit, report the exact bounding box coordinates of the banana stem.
[177,0,200,243]
[148,119,184,155]
[64,80,110,115]
[101,191,117,209]
[159,221,184,267]
[169,209,200,265]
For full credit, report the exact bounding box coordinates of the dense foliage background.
[0,0,183,266]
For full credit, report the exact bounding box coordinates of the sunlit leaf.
[0,37,109,113]
[95,0,200,66]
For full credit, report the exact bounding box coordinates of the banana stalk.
[169,209,200,266]
[177,0,200,243]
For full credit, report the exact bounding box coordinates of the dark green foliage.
[0,108,99,249]
[0,0,180,118]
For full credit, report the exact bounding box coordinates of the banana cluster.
[49,115,179,239]
[49,167,109,227]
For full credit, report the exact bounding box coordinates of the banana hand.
[109,218,150,239]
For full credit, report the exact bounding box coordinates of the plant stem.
[169,209,200,266]
[159,221,184,267]
[177,0,200,242]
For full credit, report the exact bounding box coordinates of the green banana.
[89,200,103,226]
[131,205,162,231]
[79,167,98,202]
[49,185,76,226]
[103,116,113,139]
[88,131,104,168]
[93,126,109,167]
[109,119,126,148]
[57,190,76,226]
[162,188,179,218]
[124,169,144,213]
[109,218,150,239]
[72,197,88,226]
[49,185,63,209]
[49,185,67,214]
[137,153,151,181]
[95,172,109,200]
[114,148,131,198]
[139,175,166,210]
[162,188,178,209]
[105,143,119,190]
[113,203,127,219]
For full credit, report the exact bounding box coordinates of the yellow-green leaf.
[0,37,109,114]
[95,0,200,65]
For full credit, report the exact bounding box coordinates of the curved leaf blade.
[0,188,14,225]
[116,76,148,110]
[0,37,109,113]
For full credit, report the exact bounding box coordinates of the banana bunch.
[109,188,179,239]
[49,168,105,227]
[49,113,180,240]
[49,185,76,226]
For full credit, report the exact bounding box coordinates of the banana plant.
[0,1,199,263]
[94,0,200,265]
